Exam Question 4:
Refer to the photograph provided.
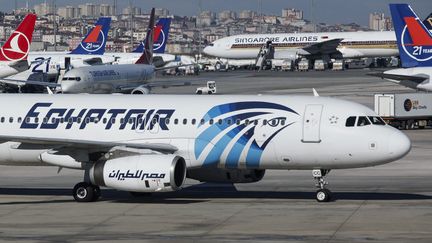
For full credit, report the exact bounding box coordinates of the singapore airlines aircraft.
[203,30,398,61]
[370,4,432,91]
[0,14,37,78]
[0,93,410,202]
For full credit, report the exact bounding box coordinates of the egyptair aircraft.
[0,14,37,78]
[0,92,410,202]
[369,4,432,91]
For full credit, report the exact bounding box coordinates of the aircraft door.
[302,104,323,143]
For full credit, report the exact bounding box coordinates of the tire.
[208,91,212,94]
[73,182,95,202]
[316,189,331,202]
[196,90,202,95]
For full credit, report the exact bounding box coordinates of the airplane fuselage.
[204,31,398,59]
[0,94,410,170]
[60,64,155,93]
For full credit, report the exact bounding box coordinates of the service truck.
[374,93,432,129]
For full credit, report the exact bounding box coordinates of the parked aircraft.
[369,4,432,91]
[0,93,411,202]
[0,14,37,78]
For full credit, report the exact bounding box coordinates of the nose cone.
[203,46,214,56]
[388,130,411,160]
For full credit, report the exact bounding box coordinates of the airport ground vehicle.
[196,81,216,94]
[332,60,345,71]
[298,59,309,71]
[314,60,327,71]
[374,93,432,129]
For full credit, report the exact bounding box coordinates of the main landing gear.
[312,169,332,202]
[73,182,101,202]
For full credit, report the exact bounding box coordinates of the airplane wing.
[0,135,178,154]
[0,78,60,87]
[367,72,428,84]
[302,38,343,55]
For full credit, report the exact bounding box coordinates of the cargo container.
[374,93,432,129]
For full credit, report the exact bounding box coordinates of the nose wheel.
[312,169,332,202]
[73,182,101,202]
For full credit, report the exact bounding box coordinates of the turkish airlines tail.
[390,4,432,68]
[0,14,37,62]
[136,8,155,65]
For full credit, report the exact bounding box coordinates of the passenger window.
[244,119,250,125]
[191,119,196,125]
[183,119,187,125]
[103,118,107,124]
[345,116,356,127]
[236,119,241,125]
[200,119,205,125]
[263,120,267,125]
[217,119,223,125]
[1,117,4,123]
[174,119,178,125]
[226,119,232,125]
[368,116,386,125]
[120,118,125,124]
[209,119,214,125]
[357,116,370,126]
[9,117,13,123]
[165,118,170,125]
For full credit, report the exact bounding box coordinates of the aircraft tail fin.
[133,18,171,54]
[70,17,111,55]
[136,8,155,65]
[0,14,37,61]
[389,4,432,68]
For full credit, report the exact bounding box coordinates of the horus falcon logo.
[194,101,299,168]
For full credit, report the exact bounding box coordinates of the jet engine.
[90,154,186,192]
[131,86,151,94]
[187,168,265,183]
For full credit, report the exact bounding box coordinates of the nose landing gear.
[312,169,332,202]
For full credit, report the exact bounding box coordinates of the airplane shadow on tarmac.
[0,183,431,204]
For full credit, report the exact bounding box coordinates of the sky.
[1,0,431,26]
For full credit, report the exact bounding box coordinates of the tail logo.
[1,31,30,61]
[153,24,166,51]
[400,17,432,62]
[79,26,105,53]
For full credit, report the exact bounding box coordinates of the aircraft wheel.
[316,189,331,202]
[73,182,98,202]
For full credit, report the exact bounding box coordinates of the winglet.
[313,88,319,97]
[0,14,37,62]
[136,8,155,65]
[70,17,111,55]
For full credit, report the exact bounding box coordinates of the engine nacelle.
[131,86,151,94]
[90,155,186,192]
[187,168,265,183]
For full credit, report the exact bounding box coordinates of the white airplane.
[57,9,192,94]
[0,14,37,78]
[203,31,398,61]
[370,4,432,91]
[0,93,410,202]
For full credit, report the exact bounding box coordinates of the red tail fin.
[404,17,432,45]
[136,8,155,65]
[0,14,37,61]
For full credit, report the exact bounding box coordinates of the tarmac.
[0,69,431,243]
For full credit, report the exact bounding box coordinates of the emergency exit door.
[302,104,323,143]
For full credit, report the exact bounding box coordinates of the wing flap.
[368,72,428,84]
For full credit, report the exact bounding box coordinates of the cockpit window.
[345,116,356,127]
[357,116,371,126]
[368,116,386,125]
